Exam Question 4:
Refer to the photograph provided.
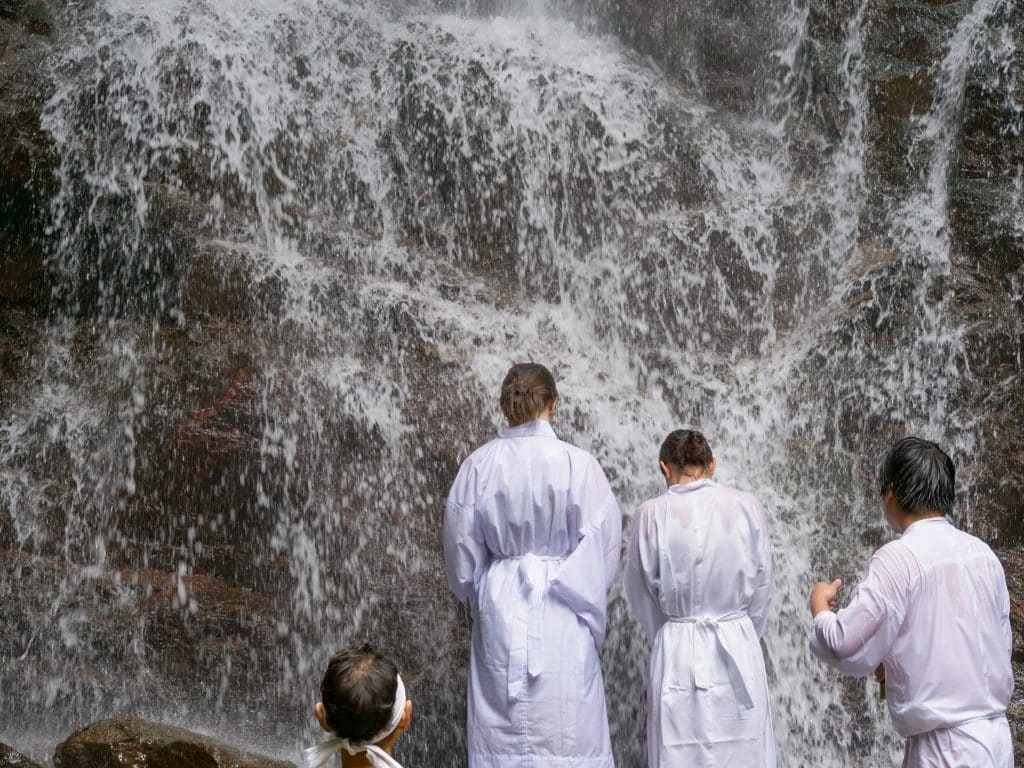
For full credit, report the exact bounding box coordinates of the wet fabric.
[809,517,1014,766]
[624,479,775,768]
[901,715,1014,768]
[444,419,621,768]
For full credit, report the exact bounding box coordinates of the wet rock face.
[0,0,59,420]
[53,719,295,768]
[0,0,59,308]
[999,547,1023,766]
[801,0,1024,543]
[0,0,1021,764]
[0,545,287,727]
[999,548,1024,662]
[0,742,44,768]
[600,0,781,111]
[1010,661,1024,766]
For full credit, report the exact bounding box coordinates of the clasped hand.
[809,578,842,617]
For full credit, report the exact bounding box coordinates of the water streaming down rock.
[0,0,1021,765]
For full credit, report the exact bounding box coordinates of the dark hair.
[500,363,558,427]
[877,436,955,516]
[320,644,399,743]
[660,429,713,469]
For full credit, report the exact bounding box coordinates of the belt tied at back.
[667,611,755,709]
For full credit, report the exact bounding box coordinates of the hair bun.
[499,364,558,427]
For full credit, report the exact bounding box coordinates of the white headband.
[303,674,407,768]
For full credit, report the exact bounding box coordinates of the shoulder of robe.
[638,493,677,524]
[869,539,920,585]
[633,497,660,518]
[465,437,502,463]
[730,487,763,509]
[559,441,605,471]
[715,485,764,518]
[959,530,1005,572]
[952,524,996,553]
[873,537,910,559]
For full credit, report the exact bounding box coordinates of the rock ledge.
[54,719,295,768]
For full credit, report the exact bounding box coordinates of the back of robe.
[444,420,621,768]
[625,479,775,768]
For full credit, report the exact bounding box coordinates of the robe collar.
[667,478,715,495]
[499,419,557,440]
[902,515,950,535]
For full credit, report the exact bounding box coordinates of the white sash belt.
[494,553,565,703]
[667,611,755,710]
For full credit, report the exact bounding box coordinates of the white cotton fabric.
[624,479,776,768]
[809,517,1014,767]
[303,675,406,768]
[444,419,621,768]
[901,715,1014,768]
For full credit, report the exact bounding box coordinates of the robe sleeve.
[548,455,622,650]
[443,457,489,604]
[624,504,667,644]
[808,547,907,677]
[596,464,623,592]
[998,562,1012,655]
[747,497,774,639]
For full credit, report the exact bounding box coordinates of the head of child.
[315,644,413,762]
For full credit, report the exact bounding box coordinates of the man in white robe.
[444,418,621,768]
[809,437,1014,768]
[624,430,775,768]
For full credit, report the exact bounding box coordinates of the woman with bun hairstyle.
[625,430,775,768]
[443,363,621,768]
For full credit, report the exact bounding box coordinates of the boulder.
[0,742,44,768]
[54,719,294,768]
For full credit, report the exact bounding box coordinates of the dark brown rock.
[610,0,777,110]
[0,547,287,725]
[0,742,43,768]
[0,304,43,411]
[54,718,294,768]
[0,0,58,313]
[1010,661,1024,766]
[997,549,1024,762]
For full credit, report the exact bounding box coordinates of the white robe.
[809,517,1014,768]
[444,419,621,768]
[624,479,776,768]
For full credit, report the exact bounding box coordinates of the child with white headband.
[304,644,413,768]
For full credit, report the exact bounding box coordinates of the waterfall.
[0,0,1018,765]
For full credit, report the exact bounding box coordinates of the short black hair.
[320,644,399,743]
[877,437,955,516]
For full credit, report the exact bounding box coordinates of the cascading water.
[0,0,1019,765]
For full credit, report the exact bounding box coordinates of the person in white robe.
[444,363,621,768]
[809,437,1014,768]
[625,429,775,768]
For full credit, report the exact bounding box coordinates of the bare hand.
[810,579,842,617]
